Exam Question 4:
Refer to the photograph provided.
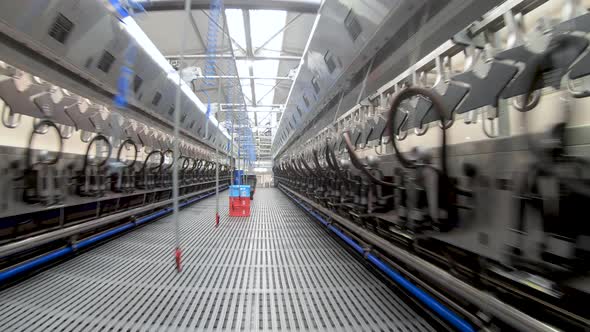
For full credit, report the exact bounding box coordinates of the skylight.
[251,10,287,54]
[225,9,246,53]
[250,10,287,108]
[134,5,313,160]
[225,9,287,132]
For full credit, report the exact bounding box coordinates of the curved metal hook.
[1,103,20,128]
[374,140,386,156]
[512,89,541,111]
[567,77,590,98]
[80,130,93,143]
[33,118,49,134]
[394,110,409,141]
[482,111,500,138]
[414,124,428,136]
[59,125,74,139]
[388,87,449,178]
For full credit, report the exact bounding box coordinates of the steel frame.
[142,0,321,13]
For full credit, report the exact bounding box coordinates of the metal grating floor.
[0,188,435,331]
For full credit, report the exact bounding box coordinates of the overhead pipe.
[342,131,396,187]
[141,0,321,13]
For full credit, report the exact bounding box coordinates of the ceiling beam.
[235,137,273,140]
[216,12,227,111]
[194,86,220,93]
[142,0,321,13]
[254,13,302,55]
[202,9,247,54]
[187,11,207,50]
[166,54,301,61]
[220,9,249,159]
[219,104,284,110]
[243,9,257,115]
[241,93,253,105]
[256,80,282,105]
[194,75,292,80]
[219,109,283,113]
[220,10,245,106]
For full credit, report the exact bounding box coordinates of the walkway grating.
[0,188,435,331]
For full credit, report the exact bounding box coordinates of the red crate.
[230,197,250,207]
[229,197,250,217]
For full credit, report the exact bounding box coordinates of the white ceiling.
[135,5,317,160]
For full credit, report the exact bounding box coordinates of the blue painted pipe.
[135,208,171,226]
[0,247,73,283]
[75,223,135,249]
[365,254,475,332]
[283,189,475,332]
[327,224,365,253]
[0,187,226,284]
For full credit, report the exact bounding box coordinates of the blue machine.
[229,185,241,197]
[229,185,250,198]
[239,185,250,198]
[233,170,244,185]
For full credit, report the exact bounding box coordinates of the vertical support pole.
[230,112,234,185]
[173,0,192,273]
[237,131,241,183]
[215,120,220,227]
[205,116,209,142]
[215,9,225,226]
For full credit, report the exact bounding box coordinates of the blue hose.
[327,224,365,253]
[365,254,475,332]
[0,187,225,284]
[0,247,73,284]
[135,208,171,226]
[75,223,135,249]
[107,0,146,20]
[283,189,476,332]
[108,1,144,109]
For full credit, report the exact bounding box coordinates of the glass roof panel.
[225,9,247,55]
[235,59,251,79]
[254,78,280,105]
[251,10,287,55]
[224,9,289,159]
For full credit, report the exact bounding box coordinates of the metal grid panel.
[0,189,434,331]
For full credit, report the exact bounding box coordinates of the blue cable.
[107,0,146,20]
[105,1,146,109]
[203,0,223,120]
[114,42,138,109]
